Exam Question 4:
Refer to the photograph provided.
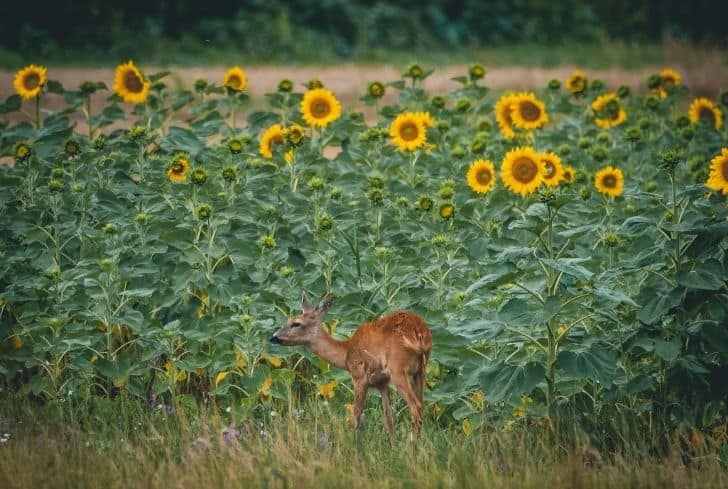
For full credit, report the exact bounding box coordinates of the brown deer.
[270,292,432,444]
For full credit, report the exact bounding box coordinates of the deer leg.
[352,379,368,429]
[390,370,423,434]
[378,385,395,445]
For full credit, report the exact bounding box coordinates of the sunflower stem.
[35,93,41,129]
[670,170,681,272]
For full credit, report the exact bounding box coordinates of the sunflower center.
[722,159,728,181]
[543,161,555,179]
[564,170,573,182]
[227,75,241,89]
[24,73,41,90]
[602,174,617,188]
[699,107,715,123]
[399,122,420,142]
[476,168,492,185]
[513,157,538,183]
[520,101,541,122]
[123,70,144,94]
[312,99,331,118]
[268,135,284,152]
[172,162,185,174]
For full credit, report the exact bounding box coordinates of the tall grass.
[1,397,725,488]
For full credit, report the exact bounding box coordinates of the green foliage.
[1,63,727,439]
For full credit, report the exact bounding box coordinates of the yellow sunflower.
[706,148,728,195]
[113,61,150,105]
[389,112,427,151]
[656,68,681,98]
[466,159,496,194]
[688,98,723,130]
[539,152,564,186]
[300,88,342,128]
[14,64,47,100]
[223,66,248,92]
[167,157,190,183]
[500,146,545,197]
[592,93,627,129]
[260,124,285,159]
[510,92,548,130]
[562,165,576,185]
[565,70,587,95]
[495,93,518,139]
[594,166,624,197]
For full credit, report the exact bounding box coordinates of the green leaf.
[164,126,205,156]
[480,361,545,402]
[637,288,684,325]
[558,345,617,387]
[541,258,593,281]
[654,338,681,362]
[676,266,724,291]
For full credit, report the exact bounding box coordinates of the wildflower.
[301,88,342,128]
[594,166,624,197]
[501,146,545,197]
[14,64,47,100]
[317,380,338,400]
[466,159,496,194]
[113,61,149,104]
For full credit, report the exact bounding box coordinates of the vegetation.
[1,59,728,484]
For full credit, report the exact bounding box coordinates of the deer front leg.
[378,385,395,445]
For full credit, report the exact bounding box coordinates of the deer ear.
[301,291,313,312]
[316,292,335,316]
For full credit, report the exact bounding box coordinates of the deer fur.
[270,292,432,444]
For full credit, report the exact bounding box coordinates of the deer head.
[270,292,334,346]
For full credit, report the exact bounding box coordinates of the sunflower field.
[1,61,728,439]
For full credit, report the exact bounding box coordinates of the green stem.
[670,171,681,272]
[35,94,41,129]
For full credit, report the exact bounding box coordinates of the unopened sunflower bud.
[430,96,446,109]
[547,78,561,90]
[617,85,631,98]
[191,169,207,185]
[468,63,486,80]
[196,204,212,220]
[455,98,471,112]
[222,167,237,182]
[278,79,294,92]
[647,74,662,90]
[367,81,385,98]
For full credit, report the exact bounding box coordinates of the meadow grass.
[1,396,726,488]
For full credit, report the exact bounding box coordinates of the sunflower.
[655,68,681,98]
[14,64,47,100]
[706,148,728,195]
[594,166,624,197]
[539,152,564,186]
[113,61,149,104]
[414,111,436,128]
[565,70,587,95]
[562,165,576,185]
[285,124,306,147]
[260,124,285,158]
[592,93,627,129]
[167,157,190,183]
[510,92,548,130]
[466,159,496,194]
[688,98,723,130]
[223,66,247,92]
[389,112,427,151]
[439,203,455,220]
[300,88,342,128]
[495,93,518,139]
[501,146,545,197]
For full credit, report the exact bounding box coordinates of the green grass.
[1,397,726,488]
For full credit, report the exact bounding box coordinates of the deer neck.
[308,328,349,370]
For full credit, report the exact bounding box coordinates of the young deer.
[270,292,432,444]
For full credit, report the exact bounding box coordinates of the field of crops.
[1,61,727,445]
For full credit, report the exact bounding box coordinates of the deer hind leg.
[378,385,396,445]
[390,369,423,433]
[352,378,368,429]
[412,353,429,410]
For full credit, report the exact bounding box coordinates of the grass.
[1,396,726,488]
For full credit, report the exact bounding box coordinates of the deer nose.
[270,335,282,344]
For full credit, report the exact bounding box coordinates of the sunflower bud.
[647,74,662,90]
[277,79,294,92]
[194,79,208,92]
[596,132,610,144]
[48,179,64,192]
[103,223,117,234]
[259,234,277,249]
[98,258,116,272]
[222,167,237,182]
[92,136,106,150]
[626,127,642,142]
[64,139,80,157]
[375,246,392,259]
[657,149,681,173]
[468,63,486,80]
[405,63,424,80]
[196,204,212,220]
[395,196,409,207]
[455,98,471,112]
[450,145,466,159]
[128,125,147,141]
[307,79,324,90]
[488,220,502,235]
[675,115,690,128]
[680,127,695,140]
[590,146,608,161]
[191,169,207,185]
[638,117,651,130]
[603,232,620,247]
[617,85,631,98]
[285,125,306,147]
[439,203,455,220]
[547,79,561,90]
[308,176,325,190]
[430,96,446,109]
[646,181,658,192]
[80,81,97,95]
[316,214,333,232]
[590,79,605,91]
[578,137,592,149]
[368,176,385,189]
[134,212,149,224]
[279,266,295,278]
[538,186,556,203]
[330,187,342,200]
[367,81,385,98]
[580,187,592,200]
[52,167,65,178]
[439,186,455,200]
[228,138,244,153]
[469,139,485,154]
[644,96,659,110]
[14,143,31,162]
[419,196,434,211]
[71,183,84,193]
[557,143,571,155]
[368,189,384,206]
[430,234,448,247]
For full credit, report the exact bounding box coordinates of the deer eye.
[290,321,302,328]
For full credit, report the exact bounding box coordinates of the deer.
[270,292,432,444]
